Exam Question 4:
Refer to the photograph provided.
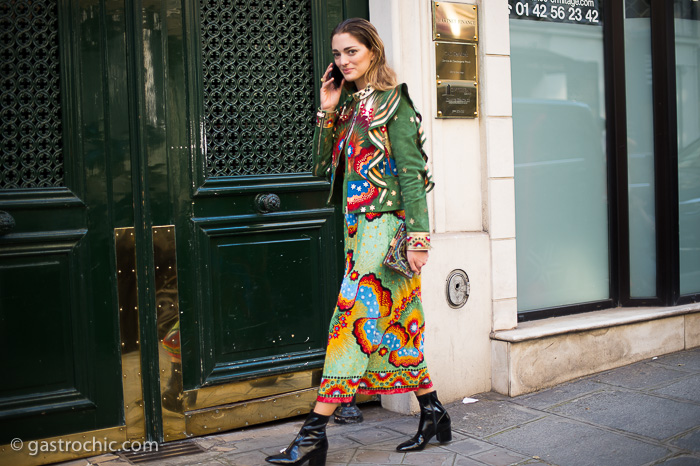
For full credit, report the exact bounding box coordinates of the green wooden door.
[0,0,133,446]
[179,0,343,391]
[0,0,369,450]
[133,0,369,439]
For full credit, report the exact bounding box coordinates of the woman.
[265,18,451,466]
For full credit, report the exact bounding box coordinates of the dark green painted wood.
[192,210,337,384]
[123,0,169,441]
[159,0,366,398]
[0,0,368,446]
[344,0,370,20]
[0,0,127,442]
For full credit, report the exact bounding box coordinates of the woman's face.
[331,32,375,90]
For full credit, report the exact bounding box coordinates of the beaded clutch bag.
[383,223,414,279]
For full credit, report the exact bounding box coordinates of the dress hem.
[316,381,433,404]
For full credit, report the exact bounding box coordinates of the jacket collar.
[352,84,375,102]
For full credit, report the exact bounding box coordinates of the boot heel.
[308,450,327,466]
[436,429,452,443]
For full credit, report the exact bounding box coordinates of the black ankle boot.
[265,412,329,465]
[396,391,452,452]
[334,395,363,424]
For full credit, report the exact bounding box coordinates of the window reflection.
[624,0,657,297]
[511,20,610,311]
[675,1,700,294]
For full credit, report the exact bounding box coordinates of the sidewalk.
[58,347,700,466]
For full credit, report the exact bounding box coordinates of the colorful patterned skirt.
[317,210,433,403]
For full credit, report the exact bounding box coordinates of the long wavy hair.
[331,18,398,92]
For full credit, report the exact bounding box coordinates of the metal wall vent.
[446,269,470,308]
[119,441,206,464]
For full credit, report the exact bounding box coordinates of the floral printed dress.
[312,84,434,403]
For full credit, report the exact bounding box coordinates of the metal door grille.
[0,0,64,189]
[200,0,316,177]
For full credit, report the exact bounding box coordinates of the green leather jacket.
[312,84,434,251]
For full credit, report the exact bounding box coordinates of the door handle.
[255,194,281,213]
[0,211,15,236]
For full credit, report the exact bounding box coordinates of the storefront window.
[509,3,610,311]
[625,0,656,297]
[675,0,700,295]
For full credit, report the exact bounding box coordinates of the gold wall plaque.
[433,1,478,42]
[436,80,478,118]
[436,42,477,82]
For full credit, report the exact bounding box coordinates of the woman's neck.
[354,77,368,91]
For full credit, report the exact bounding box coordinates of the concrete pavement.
[56,347,700,466]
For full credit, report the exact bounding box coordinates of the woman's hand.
[320,63,344,111]
[407,250,429,274]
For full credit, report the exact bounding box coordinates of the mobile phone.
[331,63,344,88]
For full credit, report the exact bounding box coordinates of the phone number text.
[508,1,601,26]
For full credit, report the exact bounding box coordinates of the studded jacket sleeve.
[312,109,337,178]
[387,91,432,251]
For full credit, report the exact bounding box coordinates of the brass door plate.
[182,368,322,411]
[436,80,478,119]
[436,42,477,82]
[433,2,478,42]
[114,227,147,441]
[185,388,319,436]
